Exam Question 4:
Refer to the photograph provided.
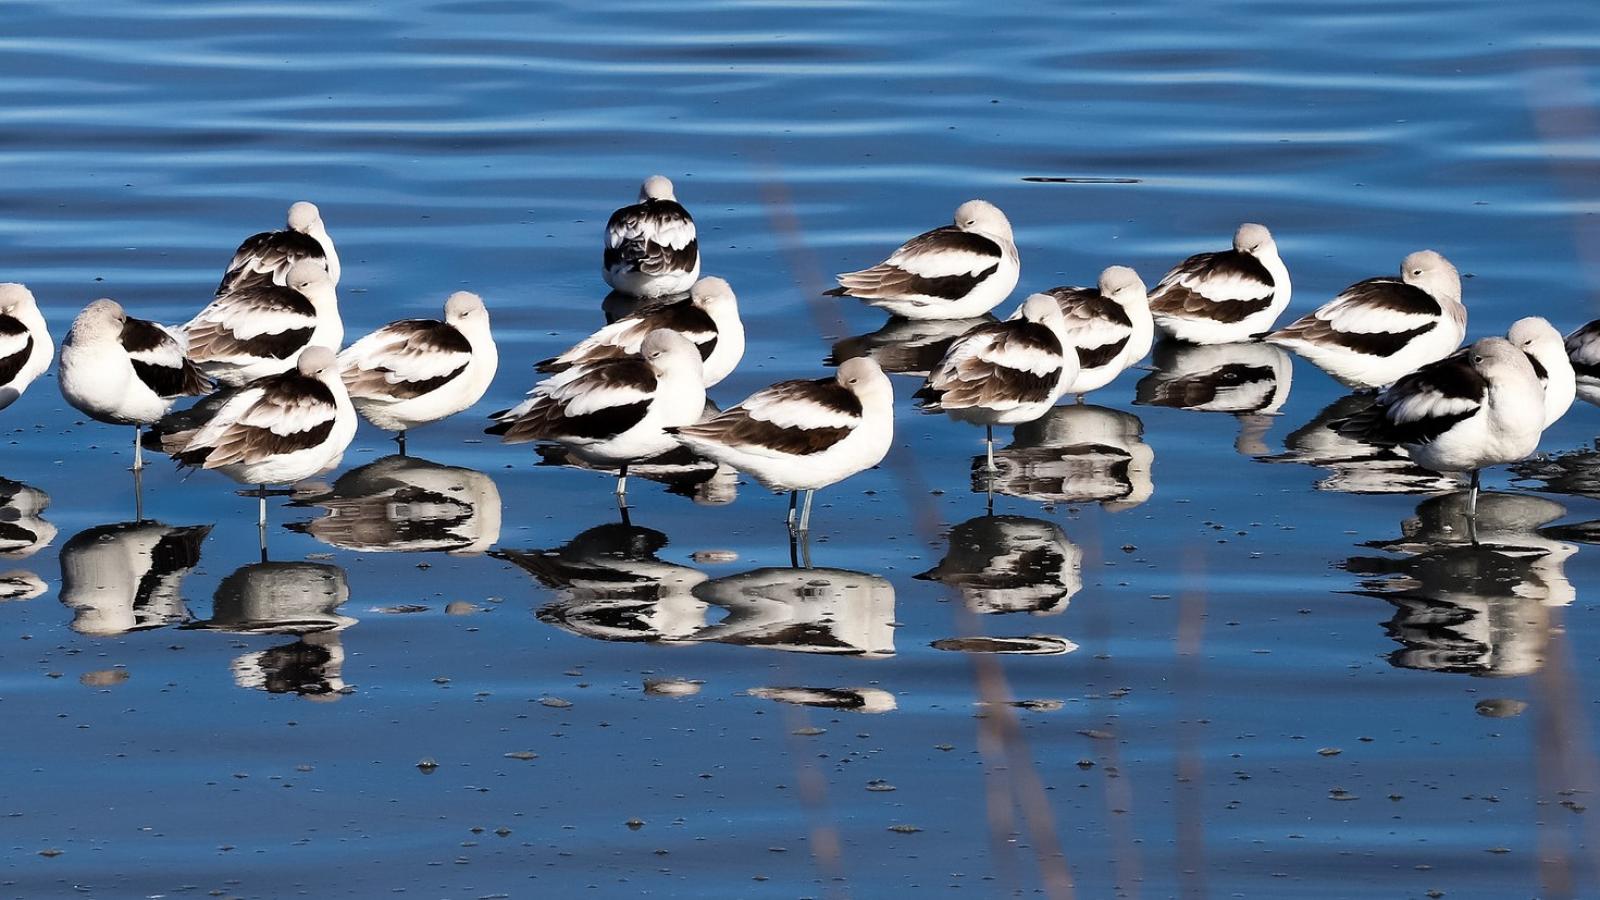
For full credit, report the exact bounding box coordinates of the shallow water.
[3,0,1600,896]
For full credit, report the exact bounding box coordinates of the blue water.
[2,0,1599,896]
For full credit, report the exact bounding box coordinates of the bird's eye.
[1473,355,1484,363]
[848,378,858,385]
[1411,269,1423,276]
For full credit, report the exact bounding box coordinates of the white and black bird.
[338,291,497,452]
[1148,223,1291,344]
[539,276,743,387]
[1563,318,1600,408]
[828,200,1019,320]
[289,454,502,555]
[59,299,212,470]
[0,284,53,412]
[1047,265,1153,398]
[604,176,699,299]
[488,330,706,505]
[59,521,210,636]
[1268,250,1465,389]
[217,201,339,295]
[1336,337,1545,519]
[145,346,357,542]
[669,357,894,534]
[184,258,343,386]
[1504,316,1573,429]
[916,294,1076,471]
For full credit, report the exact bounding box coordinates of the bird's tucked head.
[287,259,333,296]
[1465,336,1535,381]
[1400,250,1461,304]
[953,200,1013,243]
[445,291,488,325]
[1098,265,1148,305]
[297,345,338,379]
[287,201,324,234]
[1232,223,1277,257]
[0,283,38,317]
[836,356,891,405]
[639,175,676,202]
[1508,316,1563,361]
[70,298,128,342]
[690,276,737,313]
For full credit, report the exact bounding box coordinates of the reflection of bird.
[931,634,1077,655]
[604,176,700,300]
[0,570,45,602]
[917,515,1081,615]
[828,201,1019,321]
[691,566,895,657]
[215,201,340,294]
[231,632,348,700]
[0,478,56,559]
[541,277,743,388]
[1343,491,1572,677]
[1565,318,1600,407]
[537,443,739,506]
[1048,266,1153,398]
[59,521,209,635]
[746,686,896,713]
[1135,339,1292,455]
[0,283,53,412]
[1263,393,1461,494]
[1269,250,1464,389]
[499,523,708,643]
[489,330,705,505]
[917,295,1076,471]
[1334,338,1545,516]
[987,404,1154,509]
[1148,223,1290,345]
[338,292,498,452]
[671,357,893,533]
[828,315,992,379]
[59,299,211,470]
[192,561,354,698]
[1514,445,1600,500]
[184,260,343,387]
[289,455,502,554]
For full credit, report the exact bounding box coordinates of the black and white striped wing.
[918,321,1065,412]
[832,227,1002,302]
[1149,250,1276,324]
[0,314,34,387]
[184,283,318,366]
[340,319,472,401]
[1049,287,1133,370]
[1565,320,1600,384]
[122,317,211,398]
[184,374,339,468]
[488,358,657,444]
[540,302,716,372]
[1374,354,1486,446]
[1271,278,1442,357]
[673,378,861,457]
[217,229,327,294]
[605,200,698,278]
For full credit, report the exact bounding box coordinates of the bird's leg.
[258,485,269,563]
[789,532,800,568]
[799,531,813,569]
[787,490,798,533]
[615,464,629,510]
[1076,394,1085,405]
[396,430,407,456]
[1467,470,1481,545]
[133,463,145,523]
[798,489,815,534]
[985,425,995,473]
[132,425,144,472]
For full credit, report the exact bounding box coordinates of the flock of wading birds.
[1,175,1597,540]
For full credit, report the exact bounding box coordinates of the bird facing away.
[0,284,53,413]
[1563,318,1600,409]
[917,294,1077,471]
[1148,223,1291,344]
[184,258,344,387]
[539,276,743,387]
[669,356,895,534]
[1337,337,1545,520]
[1268,250,1465,389]
[217,201,340,295]
[1046,265,1153,398]
[338,291,498,453]
[1505,316,1573,429]
[487,330,707,506]
[59,299,212,470]
[829,200,1020,320]
[604,176,700,299]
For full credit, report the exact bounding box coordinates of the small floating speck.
[1022,176,1140,184]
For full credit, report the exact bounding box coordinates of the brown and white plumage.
[216,201,339,295]
[339,292,497,440]
[1047,265,1153,397]
[0,284,53,412]
[829,200,1019,320]
[1148,223,1290,344]
[604,176,699,299]
[917,295,1076,425]
[539,277,743,387]
[1268,250,1466,389]
[185,259,344,387]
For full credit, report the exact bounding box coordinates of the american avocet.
[1148,223,1290,344]
[0,284,53,412]
[540,276,742,387]
[1047,265,1152,399]
[604,176,699,299]
[217,201,339,294]
[184,259,343,387]
[829,201,1019,320]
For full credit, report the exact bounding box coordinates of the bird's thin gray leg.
[985,425,995,472]
[787,490,798,532]
[616,464,629,510]
[798,489,815,533]
[258,485,269,563]
[132,425,144,472]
